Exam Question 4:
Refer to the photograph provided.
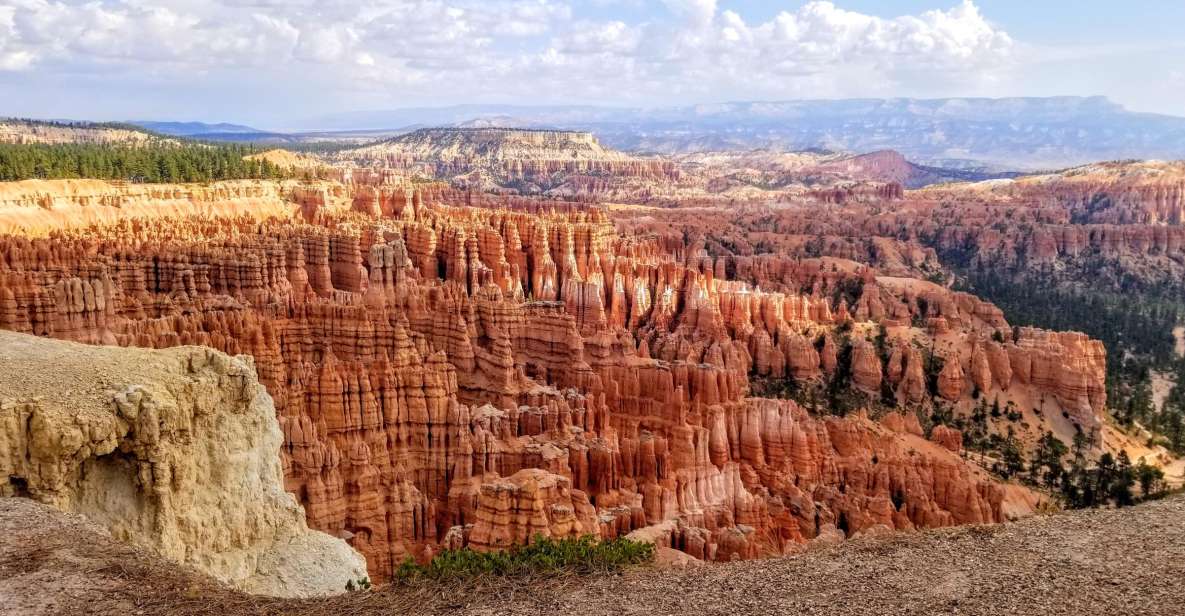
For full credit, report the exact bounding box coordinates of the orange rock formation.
[0,176,1098,580]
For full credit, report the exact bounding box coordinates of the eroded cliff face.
[923,161,1185,225]
[910,162,1185,291]
[0,179,310,237]
[608,158,1185,296]
[336,128,680,195]
[0,120,170,146]
[0,178,1085,581]
[0,330,367,597]
[328,130,948,204]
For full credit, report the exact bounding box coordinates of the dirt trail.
[4,496,1185,616]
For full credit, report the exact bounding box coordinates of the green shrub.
[345,576,372,592]
[394,535,654,582]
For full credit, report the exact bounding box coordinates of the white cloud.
[0,0,1018,118]
[663,0,717,28]
[691,1,1011,80]
[560,20,641,55]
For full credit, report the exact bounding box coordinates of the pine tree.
[1110,451,1135,507]
[1135,460,1164,498]
[1000,427,1025,479]
[0,142,289,183]
[1031,431,1068,489]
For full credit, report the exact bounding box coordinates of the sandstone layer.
[0,176,1085,581]
[610,157,1185,297]
[0,178,312,236]
[0,329,367,597]
[336,128,679,195]
[0,120,171,146]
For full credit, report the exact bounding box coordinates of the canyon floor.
[3,495,1183,616]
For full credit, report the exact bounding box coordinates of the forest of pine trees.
[955,269,1181,370]
[955,268,1185,455]
[955,396,1168,508]
[1028,430,1166,508]
[0,142,290,183]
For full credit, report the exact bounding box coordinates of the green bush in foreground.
[394,535,654,581]
[344,576,372,592]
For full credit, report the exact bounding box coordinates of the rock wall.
[0,330,367,597]
[0,179,311,236]
[0,120,168,146]
[0,178,1086,581]
[921,161,1185,225]
[918,162,1185,290]
[337,128,680,194]
[612,159,1185,295]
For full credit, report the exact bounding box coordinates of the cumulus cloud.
[0,0,1016,118]
[661,1,1012,83]
[553,0,1013,101]
[663,0,717,29]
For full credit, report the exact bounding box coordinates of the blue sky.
[2,1,1183,128]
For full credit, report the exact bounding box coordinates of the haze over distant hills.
[307,96,1185,170]
[134,121,263,136]
[118,96,1185,171]
[128,120,407,145]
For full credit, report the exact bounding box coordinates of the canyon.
[0,174,1095,580]
[0,125,1181,590]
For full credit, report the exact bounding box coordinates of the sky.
[2,0,1184,129]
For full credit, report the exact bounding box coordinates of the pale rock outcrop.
[0,179,308,236]
[0,330,366,598]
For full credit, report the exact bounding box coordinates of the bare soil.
[3,495,1184,616]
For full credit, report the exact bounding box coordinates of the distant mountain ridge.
[129,121,403,145]
[21,96,1185,169]
[310,97,1185,170]
[132,121,266,136]
[350,127,624,162]
[332,127,678,193]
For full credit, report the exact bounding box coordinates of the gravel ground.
[3,495,1184,616]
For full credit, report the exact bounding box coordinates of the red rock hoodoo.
[0,174,1100,580]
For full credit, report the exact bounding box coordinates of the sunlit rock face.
[0,330,368,598]
[333,128,680,196]
[0,176,1107,580]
